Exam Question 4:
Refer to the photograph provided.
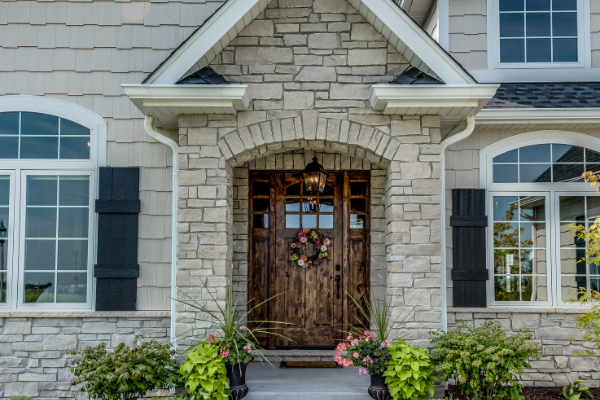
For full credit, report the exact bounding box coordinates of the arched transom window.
[0,97,105,311]
[482,134,600,306]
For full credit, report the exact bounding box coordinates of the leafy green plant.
[179,341,229,400]
[9,396,32,400]
[150,396,188,400]
[67,338,181,400]
[383,340,435,400]
[430,321,541,400]
[552,356,594,400]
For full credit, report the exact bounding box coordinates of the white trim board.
[143,0,476,85]
[475,108,600,130]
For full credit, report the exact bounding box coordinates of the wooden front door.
[248,170,370,349]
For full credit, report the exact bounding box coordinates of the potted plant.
[176,280,289,400]
[334,294,435,400]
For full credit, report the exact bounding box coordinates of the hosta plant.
[383,340,435,400]
[430,321,541,400]
[67,338,182,400]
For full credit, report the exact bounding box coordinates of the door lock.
[335,275,341,299]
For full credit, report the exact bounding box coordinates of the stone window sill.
[0,310,171,318]
[448,307,588,314]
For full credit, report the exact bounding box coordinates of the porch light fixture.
[0,219,6,244]
[303,156,328,195]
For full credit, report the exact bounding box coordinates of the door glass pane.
[319,198,334,212]
[253,214,268,229]
[302,215,317,229]
[319,215,334,229]
[23,175,90,304]
[252,182,270,196]
[350,182,367,196]
[286,182,301,196]
[286,215,300,229]
[350,214,365,229]
[253,198,270,213]
[286,199,301,212]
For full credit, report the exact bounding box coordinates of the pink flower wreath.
[290,228,331,268]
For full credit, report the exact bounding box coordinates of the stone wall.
[448,309,600,388]
[0,312,171,399]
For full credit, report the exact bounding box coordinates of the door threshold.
[274,345,336,351]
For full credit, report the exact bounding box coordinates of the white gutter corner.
[143,116,179,347]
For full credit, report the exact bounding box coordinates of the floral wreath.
[290,228,331,268]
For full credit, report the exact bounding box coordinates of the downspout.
[439,115,475,332]
[143,116,179,347]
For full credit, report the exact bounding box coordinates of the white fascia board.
[357,0,475,84]
[369,84,499,111]
[144,0,267,85]
[122,84,251,112]
[475,108,600,125]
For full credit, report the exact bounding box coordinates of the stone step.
[252,349,337,363]
[244,363,373,400]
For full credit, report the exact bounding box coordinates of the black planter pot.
[225,361,249,400]
[368,373,391,400]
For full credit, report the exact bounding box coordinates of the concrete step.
[252,349,336,363]
[244,362,373,400]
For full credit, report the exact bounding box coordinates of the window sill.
[448,307,588,314]
[0,310,171,318]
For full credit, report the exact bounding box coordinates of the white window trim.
[0,96,106,311]
[0,170,16,309]
[481,130,600,307]
[486,0,591,70]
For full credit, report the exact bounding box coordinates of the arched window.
[0,97,106,310]
[481,131,600,306]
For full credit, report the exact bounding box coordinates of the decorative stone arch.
[175,113,444,348]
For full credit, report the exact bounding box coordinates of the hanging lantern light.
[302,156,328,195]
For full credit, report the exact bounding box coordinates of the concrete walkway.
[244,362,373,400]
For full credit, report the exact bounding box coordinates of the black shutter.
[94,167,140,311]
[450,189,488,307]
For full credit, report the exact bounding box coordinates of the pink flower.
[381,341,390,348]
[347,336,352,340]
[243,344,252,354]
[351,339,359,346]
[297,230,305,237]
[359,368,367,375]
[364,330,371,336]
[314,243,321,249]
[299,236,308,244]
[208,334,215,344]
[240,326,246,331]
[220,348,230,358]
[353,352,359,358]
[363,356,373,364]
[234,321,238,325]
[323,238,331,246]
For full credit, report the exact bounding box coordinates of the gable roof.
[143,0,476,85]
[484,83,600,109]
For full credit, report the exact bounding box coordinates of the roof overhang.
[369,84,499,133]
[144,0,476,85]
[122,84,251,129]
[475,108,600,130]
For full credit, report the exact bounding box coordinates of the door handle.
[335,275,341,299]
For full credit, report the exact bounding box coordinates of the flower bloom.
[208,334,215,344]
[297,259,305,267]
[291,243,297,249]
[298,230,305,237]
[351,339,359,346]
[303,228,310,234]
[347,336,352,340]
[364,330,371,336]
[315,243,321,249]
[240,326,246,331]
[299,236,308,244]
[323,238,331,246]
[353,352,359,358]
[359,368,367,375]
[363,356,373,364]
[381,341,390,348]
[243,344,252,354]
[320,245,327,252]
[220,348,230,358]
[300,254,308,262]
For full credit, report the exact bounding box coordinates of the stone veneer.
[174,0,444,347]
[0,312,171,399]
[448,309,600,388]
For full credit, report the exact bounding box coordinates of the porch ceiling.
[369,84,500,134]
[122,84,251,129]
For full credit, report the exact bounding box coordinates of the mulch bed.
[448,385,600,399]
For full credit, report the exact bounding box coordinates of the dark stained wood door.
[248,170,370,349]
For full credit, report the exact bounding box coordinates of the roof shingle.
[484,83,600,109]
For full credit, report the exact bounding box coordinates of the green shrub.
[383,341,435,400]
[178,341,229,400]
[430,321,541,400]
[67,338,181,400]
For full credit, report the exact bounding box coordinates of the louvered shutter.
[450,189,488,307]
[94,167,140,311]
